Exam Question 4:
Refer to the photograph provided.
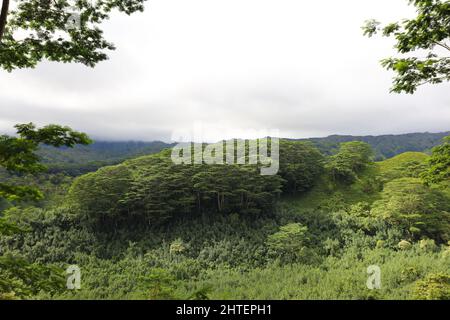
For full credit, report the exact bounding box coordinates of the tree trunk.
[196,192,201,213]
[0,0,9,43]
[217,193,220,212]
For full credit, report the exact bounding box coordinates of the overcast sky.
[1,0,449,142]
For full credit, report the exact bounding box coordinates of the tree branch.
[0,0,10,43]
[434,41,450,52]
[417,76,448,88]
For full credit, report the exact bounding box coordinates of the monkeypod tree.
[363,0,450,94]
[0,0,147,70]
[326,141,374,184]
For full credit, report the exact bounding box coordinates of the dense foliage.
[326,142,373,184]
[29,131,450,172]
[0,123,91,201]
[68,148,285,228]
[422,136,450,185]
[278,140,324,194]
[0,134,449,300]
[0,123,90,299]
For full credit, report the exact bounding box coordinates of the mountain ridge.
[38,131,449,175]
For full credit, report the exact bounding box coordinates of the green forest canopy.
[1,134,449,300]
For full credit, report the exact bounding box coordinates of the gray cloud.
[1,0,449,142]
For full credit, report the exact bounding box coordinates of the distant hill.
[38,141,175,176]
[39,141,174,164]
[298,131,450,160]
[37,131,449,175]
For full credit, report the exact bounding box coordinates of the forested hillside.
[1,0,449,305]
[298,131,450,160]
[1,135,449,300]
[38,141,175,176]
[35,132,449,177]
